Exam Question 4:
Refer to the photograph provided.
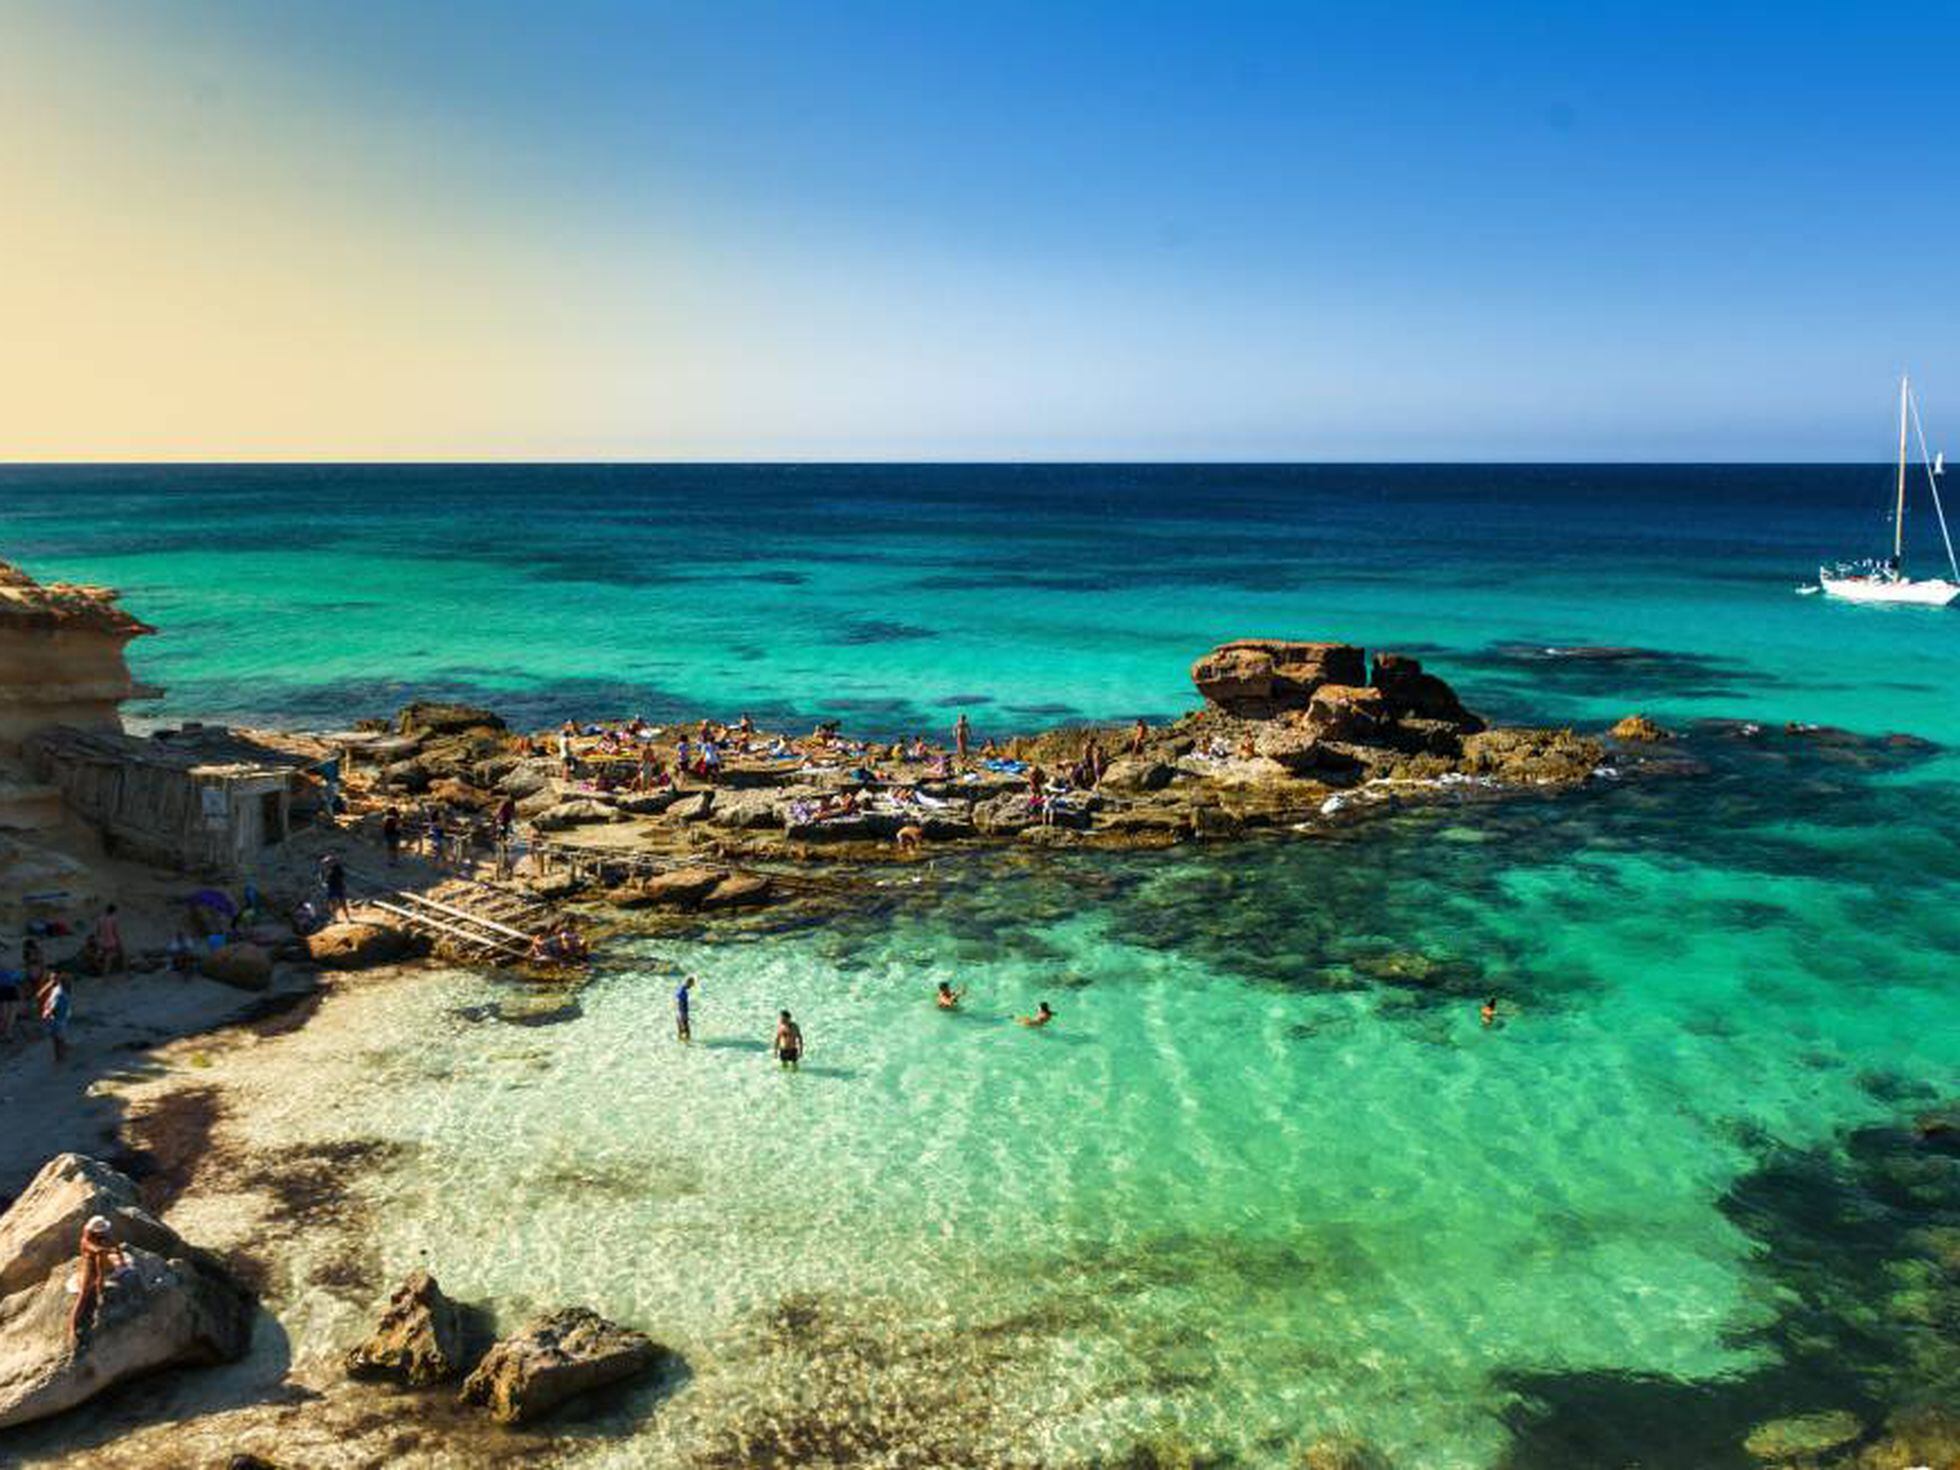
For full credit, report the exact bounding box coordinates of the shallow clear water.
[4,466,1956,1465]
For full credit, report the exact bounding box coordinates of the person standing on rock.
[68,1216,130,1345]
[1130,718,1149,756]
[675,975,695,1043]
[773,1009,803,1070]
[381,807,402,866]
[954,713,971,763]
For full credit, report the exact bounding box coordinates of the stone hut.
[23,724,324,876]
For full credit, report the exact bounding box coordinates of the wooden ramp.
[362,876,558,965]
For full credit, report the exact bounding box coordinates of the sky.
[3,1,1959,462]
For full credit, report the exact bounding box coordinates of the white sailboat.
[1816,375,1960,605]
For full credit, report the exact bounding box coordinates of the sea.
[2,465,1956,1468]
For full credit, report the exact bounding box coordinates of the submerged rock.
[345,1270,467,1387]
[0,1155,254,1429]
[1295,1437,1394,1470]
[458,1307,661,1424]
[1742,1409,1863,1462]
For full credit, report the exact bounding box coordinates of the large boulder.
[0,1155,181,1301]
[1097,757,1174,794]
[498,763,555,800]
[344,1271,467,1387]
[531,799,622,832]
[396,703,506,737]
[705,789,783,831]
[458,1307,661,1425]
[306,921,415,971]
[1191,640,1366,718]
[698,874,773,910]
[0,1156,254,1429]
[196,942,272,992]
[1305,684,1389,741]
[1369,653,1484,731]
[637,867,725,909]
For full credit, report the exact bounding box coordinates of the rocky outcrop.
[1609,713,1671,743]
[1097,757,1174,794]
[531,798,622,831]
[458,1308,661,1424]
[1369,653,1484,731]
[1191,640,1366,718]
[1305,684,1389,741]
[698,874,773,910]
[307,921,421,971]
[0,561,159,752]
[396,703,506,738]
[636,867,725,909]
[197,942,273,992]
[345,1271,467,1387]
[0,1155,253,1429]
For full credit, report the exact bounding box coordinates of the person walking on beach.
[1017,1001,1055,1028]
[675,975,695,1043]
[40,972,71,1064]
[321,854,352,922]
[93,905,125,976]
[773,1009,803,1070]
[954,713,971,762]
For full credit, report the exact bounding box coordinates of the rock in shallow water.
[345,1270,467,1387]
[1742,1408,1864,1462]
[458,1307,662,1424]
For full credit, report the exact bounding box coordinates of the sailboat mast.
[1895,374,1911,563]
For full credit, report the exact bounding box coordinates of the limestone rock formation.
[344,1271,467,1387]
[637,867,725,909]
[1097,757,1175,794]
[1190,640,1366,718]
[697,873,773,910]
[0,561,159,752]
[458,1307,661,1424]
[1369,653,1484,731]
[0,1155,254,1429]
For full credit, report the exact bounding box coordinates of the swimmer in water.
[1480,997,1498,1028]
[773,1009,803,1070]
[936,981,966,1010]
[1017,1001,1054,1028]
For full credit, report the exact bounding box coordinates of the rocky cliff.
[0,561,158,753]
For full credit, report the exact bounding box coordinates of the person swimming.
[1017,1001,1054,1027]
[1481,997,1498,1027]
[936,981,966,1010]
[773,1009,803,1069]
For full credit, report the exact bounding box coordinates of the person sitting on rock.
[69,1215,132,1345]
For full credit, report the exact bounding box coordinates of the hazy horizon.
[6,2,1960,462]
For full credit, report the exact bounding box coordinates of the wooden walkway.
[362,875,558,964]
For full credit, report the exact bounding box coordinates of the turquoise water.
[3,466,1957,1465]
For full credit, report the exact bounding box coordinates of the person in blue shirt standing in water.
[675,975,695,1043]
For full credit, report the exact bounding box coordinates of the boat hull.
[1818,571,1960,606]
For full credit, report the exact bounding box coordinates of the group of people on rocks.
[2,902,129,1063]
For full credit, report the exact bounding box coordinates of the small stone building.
[24,725,323,876]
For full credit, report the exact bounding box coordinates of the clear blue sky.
[7,0,1960,459]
